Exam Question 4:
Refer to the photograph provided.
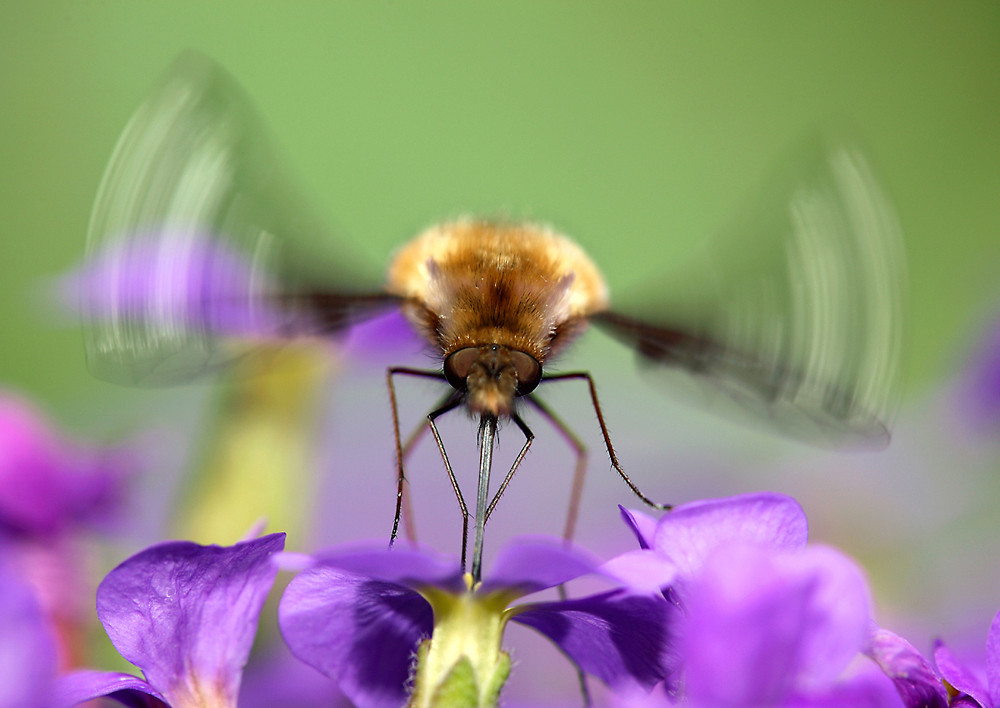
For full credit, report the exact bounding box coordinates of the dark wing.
[594,141,905,448]
[72,52,397,386]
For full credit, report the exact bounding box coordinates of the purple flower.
[620,493,905,706]
[620,491,810,577]
[278,537,676,708]
[682,542,893,706]
[64,229,283,339]
[54,533,285,708]
[866,628,950,708]
[0,392,133,538]
[614,492,810,606]
[61,229,297,386]
[0,391,140,670]
[931,609,1000,707]
[0,557,58,708]
[956,311,1000,431]
[61,226,415,389]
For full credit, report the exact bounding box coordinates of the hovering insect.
[73,54,905,582]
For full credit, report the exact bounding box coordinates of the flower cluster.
[4,480,996,707]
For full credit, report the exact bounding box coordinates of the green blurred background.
[2,2,1000,693]
[2,2,998,414]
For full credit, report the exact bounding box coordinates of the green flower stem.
[408,576,516,708]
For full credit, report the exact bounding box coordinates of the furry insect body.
[387,219,609,416]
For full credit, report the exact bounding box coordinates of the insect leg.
[426,397,470,570]
[386,367,452,549]
[541,371,671,512]
[523,394,587,544]
[397,390,454,544]
[483,411,534,523]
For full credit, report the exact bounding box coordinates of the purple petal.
[783,659,905,707]
[787,546,874,687]
[619,506,656,549]
[0,559,57,708]
[65,230,283,338]
[955,311,1000,429]
[0,393,133,536]
[682,544,871,704]
[868,628,949,708]
[480,537,600,596]
[611,684,673,707]
[52,670,168,707]
[651,492,808,580]
[96,533,284,706]
[934,639,990,707]
[511,589,675,692]
[311,543,465,593]
[342,309,425,364]
[956,698,989,708]
[279,563,433,708]
[599,549,677,594]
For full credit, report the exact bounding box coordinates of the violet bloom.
[278,536,676,708]
[0,391,138,669]
[0,392,132,538]
[931,609,1000,707]
[65,229,283,338]
[956,311,1000,431]
[0,557,58,708]
[63,229,291,386]
[55,532,285,708]
[619,493,905,706]
[867,628,949,708]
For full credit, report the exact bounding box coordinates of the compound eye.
[443,347,478,390]
[511,350,542,395]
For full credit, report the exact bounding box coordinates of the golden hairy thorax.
[386,219,609,364]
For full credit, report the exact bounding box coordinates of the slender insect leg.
[426,399,471,570]
[483,412,534,524]
[397,391,454,544]
[524,394,587,544]
[541,371,671,512]
[386,367,451,548]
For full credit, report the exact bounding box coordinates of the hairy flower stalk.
[408,575,512,708]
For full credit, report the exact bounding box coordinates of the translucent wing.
[70,52,396,386]
[594,141,906,448]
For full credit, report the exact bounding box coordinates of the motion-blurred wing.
[71,52,396,386]
[594,142,905,448]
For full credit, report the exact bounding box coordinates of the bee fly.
[75,54,905,583]
[382,219,639,581]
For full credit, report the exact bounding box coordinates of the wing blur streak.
[73,53,905,449]
[74,53,393,386]
[595,143,906,448]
